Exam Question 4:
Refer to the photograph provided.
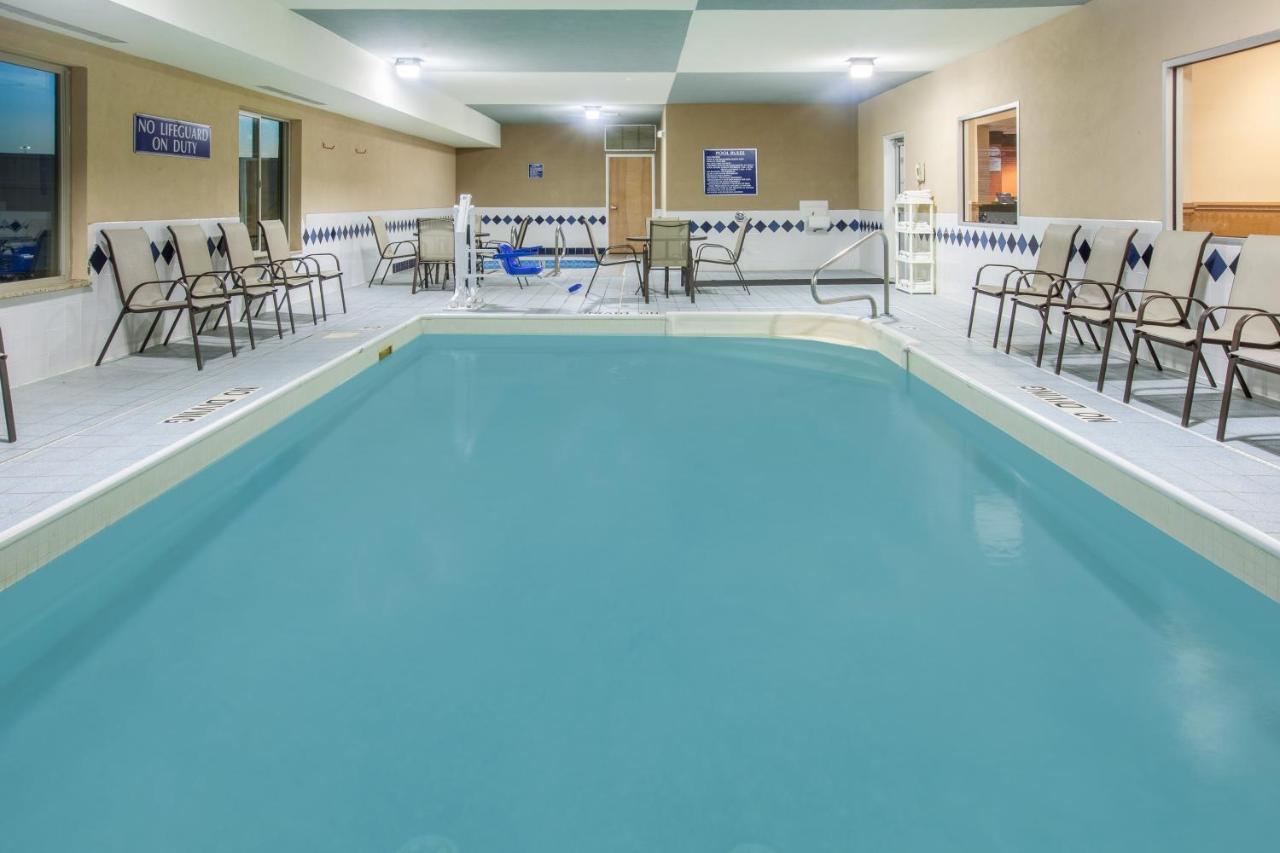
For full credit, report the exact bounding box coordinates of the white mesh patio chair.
[96,227,236,370]
[692,218,752,294]
[170,224,283,350]
[221,221,316,334]
[1056,230,1211,391]
[1124,234,1280,427]
[0,325,13,442]
[368,215,419,289]
[1005,225,1137,367]
[417,217,454,290]
[582,220,641,298]
[646,218,692,302]
[967,223,1079,347]
[1216,237,1280,440]
[260,219,345,317]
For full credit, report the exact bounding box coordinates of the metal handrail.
[552,225,565,276]
[809,230,890,317]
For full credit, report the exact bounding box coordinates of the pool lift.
[448,196,570,310]
[809,230,892,318]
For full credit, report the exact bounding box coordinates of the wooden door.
[608,156,653,253]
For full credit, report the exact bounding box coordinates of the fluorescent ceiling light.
[395,58,423,80]
[584,106,602,121]
[848,58,876,79]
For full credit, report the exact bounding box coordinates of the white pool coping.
[2,312,1278,600]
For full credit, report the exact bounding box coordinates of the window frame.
[1163,30,1280,243]
[958,101,1020,228]
[237,109,291,250]
[0,50,71,294]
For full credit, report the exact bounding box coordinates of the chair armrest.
[1135,293,1209,327]
[973,263,1026,290]
[604,245,639,256]
[383,240,417,257]
[1196,303,1273,336]
[1229,312,1280,350]
[300,252,342,273]
[1012,270,1065,297]
[695,242,735,261]
[123,278,188,305]
[179,270,234,297]
[1062,278,1123,308]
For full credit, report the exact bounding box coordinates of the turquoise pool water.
[2,335,1279,852]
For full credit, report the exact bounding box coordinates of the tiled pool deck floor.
[4,265,1280,552]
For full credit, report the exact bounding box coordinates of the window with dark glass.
[0,57,61,283]
[238,112,288,250]
[962,107,1018,225]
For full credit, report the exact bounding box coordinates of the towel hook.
[355,146,368,155]
[321,141,335,150]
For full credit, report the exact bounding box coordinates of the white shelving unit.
[894,195,936,295]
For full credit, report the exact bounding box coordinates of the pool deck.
[3,264,1280,580]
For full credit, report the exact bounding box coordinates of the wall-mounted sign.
[134,113,211,159]
[703,148,757,196]
[528,163,544,179]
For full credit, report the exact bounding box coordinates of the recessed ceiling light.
[394,57,423,79]
[583,106,602,121]
[848,57,876,79]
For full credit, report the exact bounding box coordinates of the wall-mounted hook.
[321,141,335,150]
[355,146,367,155]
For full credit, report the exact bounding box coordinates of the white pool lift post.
[448,193,484,310]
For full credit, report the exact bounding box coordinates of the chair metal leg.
[1095,322,1116,391]
[734,262,749,294]
[96,310,128,366]
[337,276,347,311]
[991,294,1007,348]
[584,264,601,297]
[163,308,186,346]
[226,303,239,357]
[1082,322,1100,351]
[1144,336,1163,371]
[242,297,256,350]
[1122,332,1144,403]
[317,278,328,319]
[1004,300,1020,353]
[1217,358,1238,441]
[283,287,297,334]
[1180,341,1204,427]
[1222,346,1251,398]
[1034,308,1051,367]
[966,289,980,338]
[139,312,164,354]
[0,352,14,442]
[305,285,318,325]
[188,306,204,371]
[1053,312,1071,374]
[1068,318,1085,347]
[270,293,284,339]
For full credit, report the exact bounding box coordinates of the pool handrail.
[810,230,890,318]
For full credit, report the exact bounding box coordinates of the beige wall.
[0,18,455,273]
[663,104,858,210]
[456,123,605,207]
[1182,39,1280,203]
[856,0,1280,220]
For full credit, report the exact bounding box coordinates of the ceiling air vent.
[604,124,657,153]
[258,85,327,107]
[0,2,125,43]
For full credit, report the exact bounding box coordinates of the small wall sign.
[704,148,757,196]
[134,113,211,159]
[529,163,544,179]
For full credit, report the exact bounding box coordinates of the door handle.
[610,205,618,210]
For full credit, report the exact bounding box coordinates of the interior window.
[1174,39,1280,238]
[0,57,61,283]
[238,112,288,249]
[962,107,1018,225]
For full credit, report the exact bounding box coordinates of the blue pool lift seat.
[494,242,543,288]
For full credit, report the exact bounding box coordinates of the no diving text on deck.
[1019,386,1117,423]
[134,114,212,159]
[162,387,260,424]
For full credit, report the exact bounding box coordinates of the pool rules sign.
[704,148,758,196]
[134,113,211,159]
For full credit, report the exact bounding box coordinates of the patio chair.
[583,220,642,298]
[1211,236,1280,439]
[220,221,316,334]
[1123,234,1280,427]
[692,218,752,294]
[96,228,236,371]
[261,219,345,316]
[967,223,1079,347]
[0,324,14,442]
[646,219,692,301]
[1005,226,1137,367]
[169,224,282,351]
[1056,230,1212,391]
[368,215,418,288]
[417,217,454,290]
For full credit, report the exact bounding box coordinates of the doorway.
[607,155,654,252]
[239,111,289,250]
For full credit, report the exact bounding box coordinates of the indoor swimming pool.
[1,334,1278,851]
